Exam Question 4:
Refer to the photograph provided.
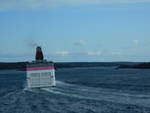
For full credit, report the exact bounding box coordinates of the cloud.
[55,51,69,56]
[86,51,101,56]
[133,40,139,45]
[53,51,123,57]
[0,53,33,62]
[53,50,102,57]
[111,52,122,56]
[74,40,86,46]
[0,0,150,11]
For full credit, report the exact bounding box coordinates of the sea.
[0,66,150,113]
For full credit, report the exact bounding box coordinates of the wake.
[43,81,150,108]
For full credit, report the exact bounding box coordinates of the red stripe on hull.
[27,66,54,71]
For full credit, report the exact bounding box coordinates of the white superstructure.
[26,62,56,88]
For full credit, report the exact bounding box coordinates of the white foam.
[43,81,150,108]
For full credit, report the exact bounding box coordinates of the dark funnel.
[35,46,44,61]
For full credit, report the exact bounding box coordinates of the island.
[118,62,150,69]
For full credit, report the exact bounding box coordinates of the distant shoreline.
[118,62,150,69]
[0,62,145,70]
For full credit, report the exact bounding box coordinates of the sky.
[0,0,150,62]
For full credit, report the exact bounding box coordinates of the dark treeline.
[0,62,27,70]
[118,62,150,69]
[0,62,144,70]
[54,62,137,69]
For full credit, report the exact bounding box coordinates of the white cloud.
[0,0,150,11]
[111,52,122,56]
[133,40,139,45]
[55,51,69,56]
[86,51,101,56]
[74,40,86,46]
[53,50,102,56]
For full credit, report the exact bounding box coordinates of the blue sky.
[0,0,150,62]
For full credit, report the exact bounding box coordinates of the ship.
[26,46,56,88]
